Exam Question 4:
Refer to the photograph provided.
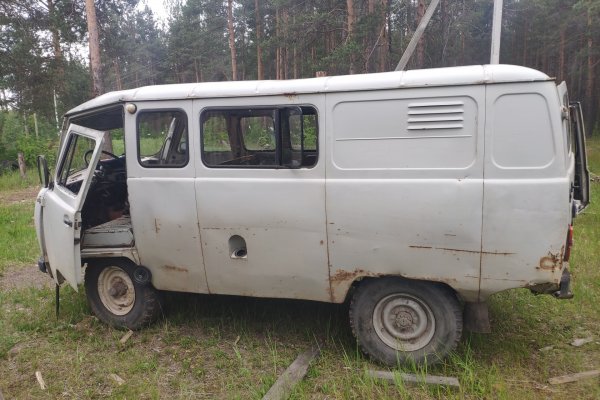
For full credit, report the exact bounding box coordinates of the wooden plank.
[35,371,47,390]
[548,370,600,385]
[367,369,460,389]
[109,373,126,386]
[262,346,320,400]
[119,330,134,344]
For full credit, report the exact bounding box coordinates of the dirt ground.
[0,186,38,205]
[0,263,54,291]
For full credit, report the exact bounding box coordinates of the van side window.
[201,106,318,168]
[137,110,189,168]
[492,94,554,168]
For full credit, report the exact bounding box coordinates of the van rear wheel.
[349,277,462,366]
[84,259,161,329]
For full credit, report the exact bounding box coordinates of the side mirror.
[178,141,187,154]
[36,155,50,188]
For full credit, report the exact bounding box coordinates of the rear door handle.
[63,216,73,227]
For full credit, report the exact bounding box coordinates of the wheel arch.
[335,273,465,305]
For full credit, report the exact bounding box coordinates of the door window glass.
[57,133,97,195]
[137,110,189,167]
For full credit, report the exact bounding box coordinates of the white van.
[34,64,589,366]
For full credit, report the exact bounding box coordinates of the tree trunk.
[18,152,26,179]
[364,0,376,72]
[346,0,356,74]
[85,0,103,97]
[254,0,264,80]
[416,0,426,68]
[522,19,528,65]
[378,0,389,72]
[585,8,595,134]
[47,0,65,98]
[283,8,289,79]
[113,59,122,90]
[276,7,281,80]
[227,0,237,80]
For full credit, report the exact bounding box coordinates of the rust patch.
[409,245,513,255]
[331,268,366,283]
[282,92,298,100]
[538,249,563,271]
[163,265,188,273]
[329,268,382,302]
[328,267,465,303]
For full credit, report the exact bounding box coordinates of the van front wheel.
[349,278,462,366]
[85,259,161,329]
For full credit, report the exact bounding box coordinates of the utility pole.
[395,0,440,71]
[490,0,503,64]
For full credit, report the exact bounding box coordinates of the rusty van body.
[34,64,590,365]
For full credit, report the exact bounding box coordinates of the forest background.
[1,0,599,165]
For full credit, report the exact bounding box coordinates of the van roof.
[66,64,551,116]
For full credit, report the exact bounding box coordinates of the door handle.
[63,216,73,227]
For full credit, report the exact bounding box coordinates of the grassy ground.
[0,140,599,399]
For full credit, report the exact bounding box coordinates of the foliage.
[0,111,59,166]
[3,0,600,141]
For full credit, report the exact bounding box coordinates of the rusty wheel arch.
[342,274,464,305]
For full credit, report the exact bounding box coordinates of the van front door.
[41,124,105,289]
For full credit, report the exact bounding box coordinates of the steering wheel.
[84,149,119,166]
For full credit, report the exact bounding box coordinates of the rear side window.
[492,93,554,168]
[201,106,318,168]
[137,110,189,168]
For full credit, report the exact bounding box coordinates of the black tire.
[349,277,462,366]
[84,259,161,330]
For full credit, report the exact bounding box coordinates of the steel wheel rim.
[98,266,135,315]
[372,293,435,352]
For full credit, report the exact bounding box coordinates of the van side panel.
[480,82,570,300]
[326,86,485,303]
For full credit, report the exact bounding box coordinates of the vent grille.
[407,101,464,130]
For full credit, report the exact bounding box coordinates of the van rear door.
[570,101,590,211]
[41,124,105,289]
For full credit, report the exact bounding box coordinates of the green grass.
[0,172,39,274]
[0,170,38,191]
[0,139,599,398]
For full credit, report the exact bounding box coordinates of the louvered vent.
[407,100,464,130]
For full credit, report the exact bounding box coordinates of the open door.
[570,102,590,212]
[41,124,105,289]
